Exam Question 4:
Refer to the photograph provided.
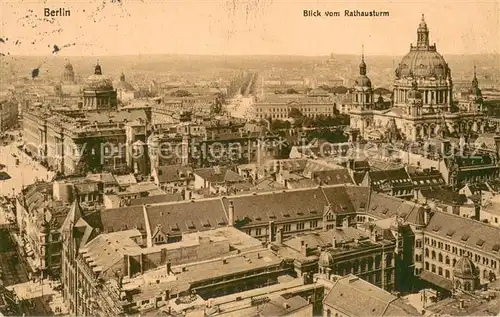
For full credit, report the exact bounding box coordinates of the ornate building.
[350,15,486,141]
[82,62,117,110]
[114,72,136,103]
[61,60,76,84]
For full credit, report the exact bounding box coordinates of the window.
[425,262,430,270]
[425,248,429,257]
[445,270,450,278]
[432,264,436,273]
[438,267,443,276]
[415,240,422,248]
[445,256,450,265]
[438,253,443,262]
[255,228,262,236]
[431,251,436,260]
[297,222,305,230]
[310,220,318,228]
[282,224,291,232]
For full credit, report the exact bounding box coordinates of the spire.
[94,60,102,75]
[120,71,125,82]
[359,44,367,75]
[472,65,478,88]
[417,14,430,48]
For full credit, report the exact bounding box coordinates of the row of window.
[424,238,498,269]
[245,220,319,237]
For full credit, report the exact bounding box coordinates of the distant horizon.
[3,53,500,58]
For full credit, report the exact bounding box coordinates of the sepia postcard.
[0,0,500,316]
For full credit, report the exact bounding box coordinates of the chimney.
[166,261,172,275]
[276,228,283,244]
[332,237,337,248]
[342,217,349,229]
[494,136,500,159]
[228,201,234,226]
[459,299,465,309]
[283,303,291,310]
[369,226,377,242]
[268,221,275,241]
[474,203,481,221]
[301,243,308,256]
[423,204,431,225]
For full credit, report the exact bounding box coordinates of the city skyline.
[1,0,499,57]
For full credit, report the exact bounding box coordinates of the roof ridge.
[430,209,500,231]
[381,296,399,316]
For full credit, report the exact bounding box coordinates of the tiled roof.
[86,173,117,184]
[420,188,467,205]
[284,227,368,252]
[129,193,184,206]
[369,168,411,185]
[98,205,146,233]
[260,295,309,317]
[79,230,142,275]
[156,165,193,183]
[146,199,228,235]
[320,186,359,214]
[366,194,420,220]
[85,109,147,124]
[343,186,370,211]
[194,167,245,184]
[221,188,328,226]
[115,174,137,186]
[323,274,420,316]
[310,169,353,186]
[425,212,500,256]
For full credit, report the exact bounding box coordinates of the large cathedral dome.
[395,15,450,79]
[84,62,114,91]
[397,50,448,78]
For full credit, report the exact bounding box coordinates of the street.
[0,142,55,197]
[227,94,255,119]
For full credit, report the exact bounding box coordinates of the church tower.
[406,79,423,140]
[468,66,483,113]
[349,46,374,139]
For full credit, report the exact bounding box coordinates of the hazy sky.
[1,0,499,56]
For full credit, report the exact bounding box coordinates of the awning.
[418,271,453,291]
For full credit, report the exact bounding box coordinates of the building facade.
[0,100,19,132]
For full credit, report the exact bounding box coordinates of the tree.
[170,90,192,97]
[289,108,303,119]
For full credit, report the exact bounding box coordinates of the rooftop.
[425,211,500,256]
[323,274,420,316]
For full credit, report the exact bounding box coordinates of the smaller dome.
[453,257,479,279]
[84,75,113,91]
[318,251,334,267]
[64,62,74,71]
[355,75,371,88]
